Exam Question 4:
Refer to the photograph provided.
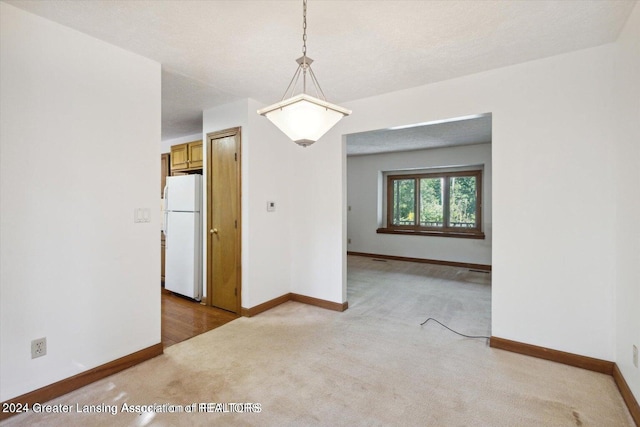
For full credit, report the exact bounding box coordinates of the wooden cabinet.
[171,140,202,172]
[187,140,203,169]
[170,143,189,170]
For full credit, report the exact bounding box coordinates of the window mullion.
[394,179,399,226]
[414,178,419,227]
[475,171,481,230]
[443,176,450,229]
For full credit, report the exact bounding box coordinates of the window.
[379,170,484,239]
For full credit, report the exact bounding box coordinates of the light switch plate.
[134,208,151,223]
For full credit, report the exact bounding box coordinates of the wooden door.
[188,140,203,169]
[207,129,241,313]
[171,143,189,171]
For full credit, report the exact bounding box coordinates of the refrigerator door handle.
[163,184,168,208]
[162,184,168,237]
[164,211,169,242]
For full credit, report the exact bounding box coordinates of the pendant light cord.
[278,0,329,102]
[302,0,307,58]
[302,0,308,93]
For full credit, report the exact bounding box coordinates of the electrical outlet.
[348,238,352,244]
[31,337,46,359]
[633,345,638,368]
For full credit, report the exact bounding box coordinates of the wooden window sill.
[376,228,485,240]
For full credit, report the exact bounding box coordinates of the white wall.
[0,3,161,402]
[289,129,346,304]
[347,143,492,265]
[318,42,619,361]
[613,3,640,400]
[160,132,202,154]
[202,99,297,309]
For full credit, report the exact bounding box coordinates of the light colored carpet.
[2,256,634,426]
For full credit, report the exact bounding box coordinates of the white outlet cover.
[31,337,47,359]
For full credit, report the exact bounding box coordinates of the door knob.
[210,228,218,234]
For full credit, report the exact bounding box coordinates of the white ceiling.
[346,114,492,156]
[6,0,636,141]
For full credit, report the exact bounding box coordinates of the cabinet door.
[171,143,189,171]
[188,140,203,169]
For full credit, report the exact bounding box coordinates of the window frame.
[378,170,484,239]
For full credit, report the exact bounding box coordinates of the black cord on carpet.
[420,317,490,340]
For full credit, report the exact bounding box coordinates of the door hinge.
[235,220,237,229]
[234,288,237,296]
[234,152,237,161]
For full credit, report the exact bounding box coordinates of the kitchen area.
[161,139,202,296]
[160,140,237,347]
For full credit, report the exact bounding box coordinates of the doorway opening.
[345,114,492,334]
[161,289,237,347]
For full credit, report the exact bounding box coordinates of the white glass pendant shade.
[258,94,351,147]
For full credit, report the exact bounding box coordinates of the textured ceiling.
[346,115,492,156]
[6,0,637,141]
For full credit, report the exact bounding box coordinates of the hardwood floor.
[161,288,238,348]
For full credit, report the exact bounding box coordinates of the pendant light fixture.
[257,0,351,147]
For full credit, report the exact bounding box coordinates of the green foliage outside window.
[449,176,476,228]
[420,178,443,226]
[392,179,415,225]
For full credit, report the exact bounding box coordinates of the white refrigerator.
[163,175,202,301]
